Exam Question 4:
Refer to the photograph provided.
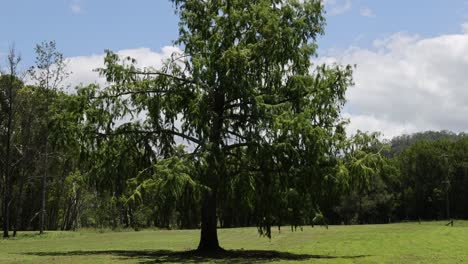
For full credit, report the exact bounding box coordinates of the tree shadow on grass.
[26,249,369,263]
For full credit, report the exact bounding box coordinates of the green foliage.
[388,130,466,157]
[330,131,398,224]
[80,0,353,245]
[396,138,457,220]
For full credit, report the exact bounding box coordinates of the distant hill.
[388,130,468,157]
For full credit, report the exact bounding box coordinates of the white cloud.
[318,26,468,138]
[64,46,181,90]
[70,4,82,14]
[342,113,418,139]
[360,7,375,18]
[62,27,468,140]
[323,0,352,16]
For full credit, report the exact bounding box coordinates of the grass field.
[0,221,467,263]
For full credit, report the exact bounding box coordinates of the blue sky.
[1,0,467,64]
[0,0,178,64]
[322,0,468,51]
[2,0,468,138]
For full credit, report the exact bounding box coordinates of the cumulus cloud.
[323,0,352,16]
[62,27,468,140]
[359,7,375,18]
[64,46,181,90]
[342,113,418,139]
[318,26,468,138]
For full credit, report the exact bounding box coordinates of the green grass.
[1,221,468,263]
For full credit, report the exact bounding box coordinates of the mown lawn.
[1,221,467,263]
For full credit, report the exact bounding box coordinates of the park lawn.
[0,221,467,264]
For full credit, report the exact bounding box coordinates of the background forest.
[1,46,466,235]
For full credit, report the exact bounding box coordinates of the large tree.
[85,0,353,251]
[0,46,22,238]
[29,40,69,234]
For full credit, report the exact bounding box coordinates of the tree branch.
[129,70,210,88]
[95,128,201,145]
[227,130,248,141]
[224,101,254,110]
[91,89,170,99]
[223,142,252,151]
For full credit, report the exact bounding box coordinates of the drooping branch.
[95,128,201,145]
[224,114,256,121]
[223,142,253,151]
[227,130,248,141]
[91,89,171,99]
[223,101,254,110]
[260,74,343,106]
[129,70,211,89]
[91,70,212,100]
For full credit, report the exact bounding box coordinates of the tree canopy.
[81,0,353,251]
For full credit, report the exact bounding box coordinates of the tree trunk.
[2,156,10,238]
[196,79,225,252]
[2,182,9,238]
[197,190,222,252]
[13,173,25,237]
[358,194,362,224]
[39,137,48,234]
[3,75,14,238]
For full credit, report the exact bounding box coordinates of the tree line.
[2,44,466,236]
[1,0,467,252]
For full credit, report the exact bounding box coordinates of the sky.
[1,0,468,138]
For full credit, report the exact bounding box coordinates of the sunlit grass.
[1,221,467,263]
